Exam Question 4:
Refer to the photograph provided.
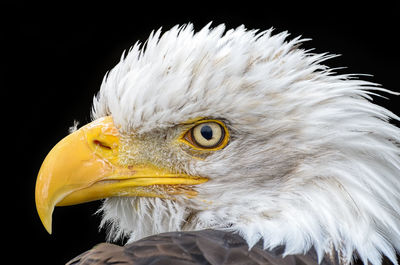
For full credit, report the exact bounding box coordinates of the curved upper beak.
[35,116,207,234]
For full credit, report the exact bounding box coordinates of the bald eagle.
[35,24,400,265]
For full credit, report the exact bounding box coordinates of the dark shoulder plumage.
[66,230,340,265]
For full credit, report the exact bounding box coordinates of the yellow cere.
[35,116,209,234]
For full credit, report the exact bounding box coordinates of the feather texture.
[91,24,400,265]
[66,230,340,265]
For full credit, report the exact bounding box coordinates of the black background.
[5,1,400,264]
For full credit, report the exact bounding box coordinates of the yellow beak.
[35,116,207,234]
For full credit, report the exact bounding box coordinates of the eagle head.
[35,24,400,265]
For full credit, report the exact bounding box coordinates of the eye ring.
[181,120,229,150]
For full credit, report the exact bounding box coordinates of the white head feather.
[91,23,400,265]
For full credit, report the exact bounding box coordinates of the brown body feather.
[66,230,340,265]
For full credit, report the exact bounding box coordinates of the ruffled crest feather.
[93,23,400,265]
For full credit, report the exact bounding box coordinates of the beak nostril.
[93,140,112,150]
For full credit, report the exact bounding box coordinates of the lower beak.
[35,116,207,234]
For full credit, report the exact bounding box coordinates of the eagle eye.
[181,120,229,150]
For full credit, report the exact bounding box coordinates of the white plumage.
[91,23,400,265]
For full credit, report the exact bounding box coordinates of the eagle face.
[36,24,400,265]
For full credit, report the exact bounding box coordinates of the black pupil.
[200,125,213,140]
